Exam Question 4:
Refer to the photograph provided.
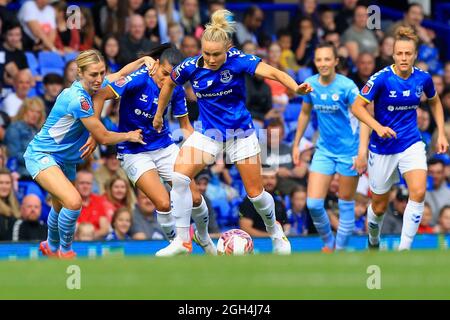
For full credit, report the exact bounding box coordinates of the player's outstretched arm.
[153,78,177,133]
[428,95,449,154]
[254,62,313,95]
[292,102,312,166]
[81,116,145,145]
[106,56,158,83]
[351,96,397,139]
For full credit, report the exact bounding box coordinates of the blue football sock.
[335,199,355,250]
[46,207,60,252]
[58,207,81,253]
[307,198,335,249]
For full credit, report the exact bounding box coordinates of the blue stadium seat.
[25,52,39,76]
[38,51,65,70]
[27,87,38,98]
[40,67,64,77]
[64,51,79,63]
[283,102,301,122]
[17,181,47,205]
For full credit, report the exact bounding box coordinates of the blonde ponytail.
[394,26,419,50]
[202,9,236,44]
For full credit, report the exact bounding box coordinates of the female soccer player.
[26,50,153,258]
[153,10,312,256]
[292,42,367,251]
[93,45,216,254]
[351,27,449,250]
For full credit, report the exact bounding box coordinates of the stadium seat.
[284,102,301,122]
[25,52,39,76]
[17,181,47,205]
[38,51,65,71]
[40,67,64,77]
[64,51,79,63]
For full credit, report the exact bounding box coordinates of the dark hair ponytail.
[141,43,185,66]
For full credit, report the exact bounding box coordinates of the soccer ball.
[217,229,254,255]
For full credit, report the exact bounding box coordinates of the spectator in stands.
[353,192,368,235]
[381,187,408,235]
[342,3,379,63]
[425,158,450,225]
[418,202,435,234]
[435,205,450,234]
[5,97,46,180]
[18,0,57,52]
[441,88,450,122]
[234,5,265,47]
[0,0,16,27]
[102,176,135,221]
[40,73,63,115]
[444,62,450,88]
[0,168,19,216]
[101,35,123,74]
[387,3,434,46]
[105,207,132,240]
[261,118,307,196]
[63,60,77,88]
[11,194,46,241]
[286,185,314,236]
[155,0,180,44]
[375,36,395,71]
[335,0,358,34]
[119,14,156,64]
[74,222,95,241]
[239,167,289,237]
[129,188,167,240]
[101,99,119,132]
[96,0,124,47]
[417,107,432,151]
[128,0,148,15]
[0,112,10,143]
[1,21,30,89]
[318,5,336,36]
[179,0,202,37]
[290,0,320,31]
[349,52,376,90]
[144,6,160,43]
[168,22,183,49]
[75,170,110,240]
[194,170,221,237]
[294,17,319,68]
[432,74,444,98]
[3,70,33,117]
[94,145,129,195]
[265,42,289,110]
[0,168,19,240]
[181,35,200,58]
[277,29,300,74]
[53,1,80,53]
[79,7,95,51]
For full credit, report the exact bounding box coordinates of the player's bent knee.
[409,187,426,202]
[372,201,388,215]
[192,193,203,207]
[155,198,171,212]
[172,172,191,190]
[306,198,324,213]
[63,194,82,211]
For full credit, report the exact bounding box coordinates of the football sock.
[191,196,210,243]
[307,198,335,249]
[156,210,176,240]
[46,207,60,252]
[399,199,424,251]
[367,204,385,246]
[171,172,192,242]
[58,207,81,253]
[335,199,355,250]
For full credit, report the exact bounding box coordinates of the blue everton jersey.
[303,74,360,156]
[27,80,96,164]
[108,66,188,154]
[170,48,261,140]
[359,65,436,155]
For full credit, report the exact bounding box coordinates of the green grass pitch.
[0,250,449,299]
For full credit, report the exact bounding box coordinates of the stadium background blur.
[0,0,449,246]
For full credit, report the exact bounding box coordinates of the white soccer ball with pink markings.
[217,229,254,255]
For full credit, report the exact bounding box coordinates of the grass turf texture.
[0,250,448,299]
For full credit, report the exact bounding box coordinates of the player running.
[93,44,216,254]
[152,9,312,256]
[351,27,449,250]
[292,42,367,252]
[27,50,153,258]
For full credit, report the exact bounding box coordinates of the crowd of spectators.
[0,0,449,243]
